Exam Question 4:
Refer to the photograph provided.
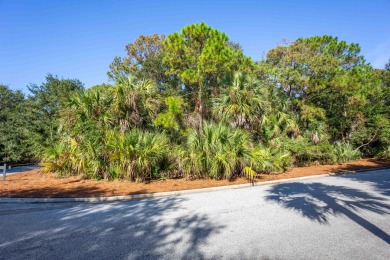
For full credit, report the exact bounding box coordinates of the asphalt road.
[3,165,41,176]
[1,169,389,259]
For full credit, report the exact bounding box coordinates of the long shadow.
[0,196,224,259]
[337,168,390,197]
[266,181,390,244]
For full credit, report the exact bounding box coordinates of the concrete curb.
[1,167,389,204]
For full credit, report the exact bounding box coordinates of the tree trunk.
[198,80,204,129]
[198,92,203,129]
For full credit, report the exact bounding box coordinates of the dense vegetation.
[1,23,390,181]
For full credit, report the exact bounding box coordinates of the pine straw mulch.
[1,158,389,198]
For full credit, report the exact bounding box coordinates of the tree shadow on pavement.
[0,197,224,259]
[337,169,390,197]
[266,181,390,244]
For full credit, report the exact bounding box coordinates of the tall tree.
[108,34,178,90]
[28,74,84,152]
[380,60,390,113]
[163,22,253,126]
[0,85,32,162]
[266,36,380,142]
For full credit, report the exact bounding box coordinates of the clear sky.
[1,0,389,93]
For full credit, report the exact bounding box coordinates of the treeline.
[0,75,84,163]
[1,22,389,181]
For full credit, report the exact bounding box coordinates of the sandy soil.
[1,158,389,198]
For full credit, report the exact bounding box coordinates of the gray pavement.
[0,169,389,259]
[3,165,40,175]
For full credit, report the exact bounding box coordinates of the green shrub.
[277,136,337,166]
[106,129,170,181]
[248,145,292,174]
[386,146,390,159]
[154,96,185,131]
[43,135,108,179]
[178,122,251,180]
[43,129,171,181]
[333,142,360,163]
[42,141,72,177]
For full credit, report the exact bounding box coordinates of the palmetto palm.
[106,129,169,181]
[260,111,298,141]
[179,122,251,180]
[213,72,268,129]
[59,87,113,135]
[112,75,161,132]
[248,144,292,173]
[41,140,71,176]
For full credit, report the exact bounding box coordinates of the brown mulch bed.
[1,158,389,198]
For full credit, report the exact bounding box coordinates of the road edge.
[1,167,389,204]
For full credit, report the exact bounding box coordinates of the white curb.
[0,167,389,204]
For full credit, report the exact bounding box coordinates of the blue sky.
[1,0,389,93]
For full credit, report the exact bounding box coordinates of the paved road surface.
[1,169,389,259]
[3,165,40,176]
